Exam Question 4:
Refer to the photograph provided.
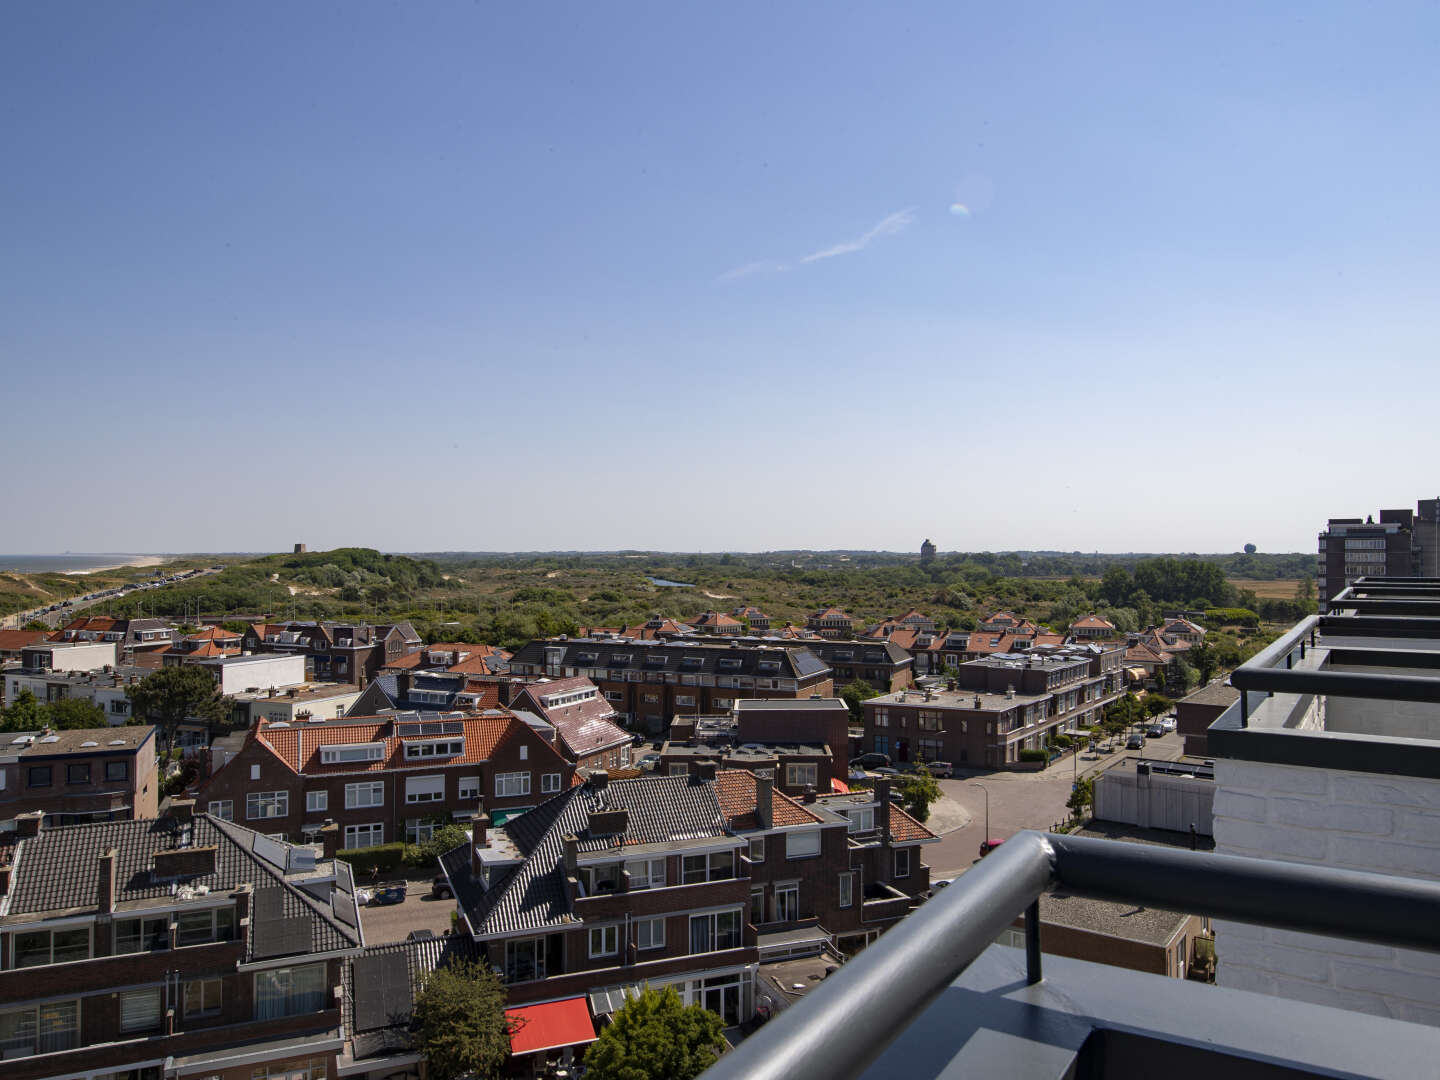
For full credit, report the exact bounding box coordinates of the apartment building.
[731,606,772,632]
[1316,511,1419,602]
[379,641,511,676]
[240,620,423,683]
[196,710,575,846]
[5,664,140,724]
[50,616,178,659]
[0,725,159,827]
[805,608,860,639]
[862,644,1124,768]
[438,766,934,1023]
[508,677,633,772]
[162,625,245,665]
[507,638,834,734]
[802,639,914,694]
[195,653,308,696]
[0,802,364,1080]
[689,611,743,635]
[16,641,117,679]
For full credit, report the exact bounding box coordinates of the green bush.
[1204,607,1259,628]
[1018,748,1048,763]
[338,842,407,876]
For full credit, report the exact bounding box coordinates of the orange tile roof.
[712,769,821,830]
[0,629,45,651]
[380,651,427,670]
[888,803,938,843]
[255,713,538,775]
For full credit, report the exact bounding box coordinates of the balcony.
[701,830,1440,1080]
[859,882,910,922]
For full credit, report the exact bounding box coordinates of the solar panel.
[253,834,290,872]
[253,915,312,959]
[353,951,414,1031]
[253,886,284,921]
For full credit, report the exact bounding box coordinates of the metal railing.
[702,830,1440,1080]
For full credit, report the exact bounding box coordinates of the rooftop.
[2,725,154,757]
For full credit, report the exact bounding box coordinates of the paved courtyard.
[357,865,460,944]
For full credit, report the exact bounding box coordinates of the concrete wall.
[212,654,307,695]
[23,641,117,672]
[1212,758,1440,1026]
[1324,694,1440,740]
[1094,767,1214,835]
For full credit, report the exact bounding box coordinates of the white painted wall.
[212,654,306,695]
[1094,768,1214,834]
[1213,759,1440,1026]
[26,641,117,672]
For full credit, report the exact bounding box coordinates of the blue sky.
[5,2,1438,555]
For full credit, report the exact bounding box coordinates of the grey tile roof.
[6,815,361,957]
[510,638,830,680]
[444,774,730,939]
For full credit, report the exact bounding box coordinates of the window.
[845,807,875,833]
[306,790,327,813]
[894,848,911,878]
[626,856,666,890]
[250,764,261,781]
[786,831,820,859]
[119,989,162,1032]
[209,800,233,821]
[345,823,384,848]
[66,763,91,785]
[27,766,51,788]
[12,927,91,967]
[458,775,480,800]
[177,907,236,947]
[688,910,741,953]
[246,791,288,820]
[105,760,129,782]
[588,924,620,958]
[874,708,889,728]
[874,735,889,756]
[636,917,665,951]
[541,772,562,793]
[0,1000,79,1057]
[504,937,549,981]
[184,978,222,1018]
[520,745,528,760]
[405,739,463,759]
[750,886,766,922]
[668,764,689,777]
[786,763,818,789]
[838,872,855,909]
[319,743,384,765]
[675,694,695,707]
[682,850,736,884]
[713,697,733,710]
[115,915,170,955]
[405,775,445,803]
[346,781,384,809]
[406,818,440,844]
[917,711,943,732]
[495,772,530,797]
[748,836,765,863]
[254,963,326,1019]
[775,883,799,922]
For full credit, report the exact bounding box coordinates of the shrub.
[1018,748,1048,763]
[338,842,407,876]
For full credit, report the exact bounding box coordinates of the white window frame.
[319,743,384,765]
[838,871,855,909]
[405,774,446,804]
[785,830,820,860]
[183,977,222,1018]
[405,739,463,759]
[346,781,384,809]
[626,856,666,890]
[208,800,233,821]
[119,988,162,1033]
[495,772,530,798]
[344,822,385,849]
[246,791,288,820]
[588,924,620,958]
[786,763,818,789]
[306,790,327,813]
[775,882,799,922]
[541,772,562,794]
[749,836,766,863]
[846,807,875,833]
[636,917,665,951]
[458,775,480,800]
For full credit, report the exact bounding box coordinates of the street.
[924,730,1188,876]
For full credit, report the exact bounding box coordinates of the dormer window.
[320,743,385,765]
[405,739,463,759]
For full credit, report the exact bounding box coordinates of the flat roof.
[5,725,153,757]
[871,688,1048,710]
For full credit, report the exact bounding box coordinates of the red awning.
[507,996,598,1056]
[830,777,850,794]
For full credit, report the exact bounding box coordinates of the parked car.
[407,928,436,942]
[922,760,954,778]
[431,875,453,900]
[979,838,1005,858]
[630,731,647,746]
[1161,716,1177,732]
[637,753,661,771]
[1125,733,1145,750]
[850,752,891,770]
[1146,724,1165,738]
[370,882,408,906]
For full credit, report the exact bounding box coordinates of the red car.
[979,838,1005,858]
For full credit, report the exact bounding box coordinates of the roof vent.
[80,740,98,747]
[40,735,60,743]
[109,739,126,746]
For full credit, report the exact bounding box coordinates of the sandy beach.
[62,555,168,576]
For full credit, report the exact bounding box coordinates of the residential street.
[924,730,1187,876]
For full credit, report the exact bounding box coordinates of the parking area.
[357,866,459,944]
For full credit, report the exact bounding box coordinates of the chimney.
[473,812,490,847]
[875,777,893,840]
[320,822,340,860]
[589,770,609,792]
[588,807,629,838]
[97,847,117,913]
[691,760,717,784]
[802,784,817,804]
[169,798,195,824]
[561,834,580,904]
[15,811,44,838]
[755,774,773,829]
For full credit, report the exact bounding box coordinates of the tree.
[584,985,726,1080]
[0,689,46,732]
[1189,640,1220,685]
[1067,776,1094,819]
[44,696,108,729]
[412,959,516,1080]
[1142,694,1174,719]
[1243,543,1257,555]
[839,679,879,724]
[898,763,942,823]
[125,666,234,751]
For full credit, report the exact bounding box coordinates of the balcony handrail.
[701,830,1440,1080]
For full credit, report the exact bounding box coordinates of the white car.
[1161,717,1177,732]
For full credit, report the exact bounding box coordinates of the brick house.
[438,766,935,1024]
[507,639,834,734]
[508,677,633,772]
[0,725,159,827]
[50,616,179,659]
[731,606,772,632]
[863,645,1126,769]
[0,802,363,1080]
[1070,614,1119,640]
[240,621,423,683]
[195,711,576,847]
[803,640,914,694]
[689,611,743,635]
[805,608,859,639]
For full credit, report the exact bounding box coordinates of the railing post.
[1240,689,1249,728]
[1025,899,1042,984]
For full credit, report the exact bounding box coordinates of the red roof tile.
[713,769,821,830]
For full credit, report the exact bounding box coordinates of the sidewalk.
[923,794,972,835]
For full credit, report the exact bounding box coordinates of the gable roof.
[442,774,732,938]
[251,712,538,776]
[509,678,630,760]
[5,814,362,957]
[712,769,822,830]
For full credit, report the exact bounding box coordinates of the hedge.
[1204,607,1260,628]
[337,842,407,876]
[1018,748,1048,763]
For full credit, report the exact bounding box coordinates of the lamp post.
[971,782,990,841]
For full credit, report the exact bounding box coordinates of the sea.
[0,554,162,574]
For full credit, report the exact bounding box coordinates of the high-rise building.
[1316,508,1418,602]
